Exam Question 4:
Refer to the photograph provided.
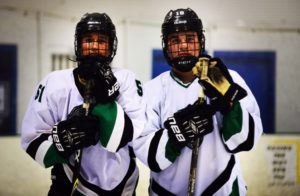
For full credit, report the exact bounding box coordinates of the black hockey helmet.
[162,8,205,72]
[74,12,118,79]
[75,12,117,62]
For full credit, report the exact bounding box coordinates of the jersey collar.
[170,71,197,88]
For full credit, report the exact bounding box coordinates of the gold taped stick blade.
[82,103,90,116]
[191,57,209,102]
[200,63,208,80]
[198,62,207,101]
[192,66,200,77]
[192,57,210,79]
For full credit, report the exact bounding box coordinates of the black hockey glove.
[164,103,214,149]
[92,64,120,103]
[52,106,100,159]
[77,61,120,103]
[198,57,247,113]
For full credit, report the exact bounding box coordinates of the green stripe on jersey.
[165,139,181,163]
[44,145,68,168]
[222,102,243,141]
[92,102,118,147]
[229,178,240,196]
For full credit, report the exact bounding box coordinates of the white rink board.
[0,135,300,196]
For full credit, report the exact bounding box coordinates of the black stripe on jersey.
[151,178,176,196]
[128,146,136,158]
[116,113,134,152]
[202,155,235,196]
[148,129,164,172]
[26,134,49,160]
[68,156,137,195]
[226,113,255,153]
[48,164,72,195]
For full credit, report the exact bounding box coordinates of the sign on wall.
[0,44,17,135]
[265,139,300,186]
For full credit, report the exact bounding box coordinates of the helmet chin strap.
[171,56,198,72]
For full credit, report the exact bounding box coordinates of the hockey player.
[21,12,145,195]
[133,8,263,195]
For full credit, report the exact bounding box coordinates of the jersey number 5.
[135,80,143,96]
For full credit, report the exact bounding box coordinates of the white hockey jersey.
[21,67,145,195]
[134,70,263,196]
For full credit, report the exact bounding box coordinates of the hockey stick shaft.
[188,136,203,196]
[70,79,93,196]
[188,58,208,196]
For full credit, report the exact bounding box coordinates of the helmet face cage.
[75,13,118,65]
[166,31,200,60]
[161,8,205,72]
[80,32,109,57]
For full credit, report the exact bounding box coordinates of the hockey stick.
[188,58,209,196]
[70,79,94,196]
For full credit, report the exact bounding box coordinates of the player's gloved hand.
[93,64,120,103]
[164,103,214,149]
[77,60,120,103]
[52,105,100,158]
[197,56,247,113]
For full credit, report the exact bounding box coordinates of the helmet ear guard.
[161,8,205,72]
